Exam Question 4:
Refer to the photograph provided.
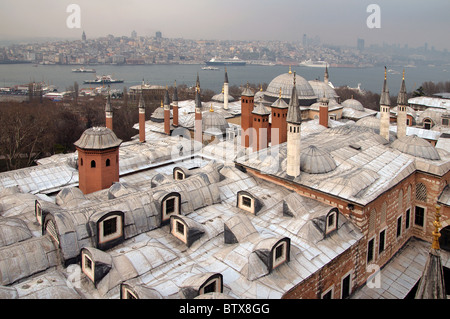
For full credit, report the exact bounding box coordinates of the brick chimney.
[319,95,329,128]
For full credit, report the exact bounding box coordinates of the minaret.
[164,87,171,135]
[324,65,329,85]
[224,68,229,110]
[82,31,86,42]
[319,94,329,128]
[415,205,447,299]
[240,83,255,148]
[286,72,302,178]
[379,67,391,141]
[194,84,203,144]
[105,89,113,131]
[172,80,179,127]
[138,92,146,143]
[251,101,270,151]
[397,70,408,139]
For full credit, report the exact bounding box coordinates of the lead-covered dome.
[300,145,337,174]
[74,127,122,150]
[391,135,441,160]
[202,109,229,134]
[308,80,339,100]
[265,72,317,105]
[342,98,365,111]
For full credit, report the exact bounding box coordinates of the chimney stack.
[164,87,171,135]
[319,94,329,128]
[138,92,146,143]
[172,81,179,127]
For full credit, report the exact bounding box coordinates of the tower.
[172,81,179,127]
[74,127,122,195]
[138,92,146,143]
[270,88,289,146]
[105,90,113,131]
[82,31,86,42]
[286,73,302,178]
[194,85,203,144]
[240,84,255,148]
[251,101,270,151]
[319,94,329,128]
[397,70,408,139]
[224,68,229,110]
[379,67,391,141]
[164,87,171,135]
[324,65,329,85]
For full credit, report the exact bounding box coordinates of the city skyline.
[0,0,449,50]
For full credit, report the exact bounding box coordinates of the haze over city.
[0,0,449,50]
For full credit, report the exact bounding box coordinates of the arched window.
[161,193,181,225]
[106,159,111,167]
[96,211,124,250]
[91,160,96,168]
[423,118,433,130]
[325,209,339,236]
[398,189,403,213]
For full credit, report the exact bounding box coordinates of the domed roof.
[265,72,316,101]
[300,145,337,174]
[355,116,380,129]
[342,98,365,111]
[211,92,235,103]
[202,107,229,134]
[391,135,441,160]
[74,127,122,150]
[150,105,165,122]
[308,80,339,100]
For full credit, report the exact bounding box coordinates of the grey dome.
[300,145,337,174]
[265,72,316,102]
[202,109,229,134]
[342,98,365,111]
[355,116,380,129]
[150,106,165,122]
[308,80,339,100]
[212,92,235,103]
[391,135,441,160]
[74,127,122,150]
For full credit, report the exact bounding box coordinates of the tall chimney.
[397,70,408,139]
[105,90,113,131]
[194,85,203,144]
[224,68,229,110]
[379,67,391,141]
[319,95,329,128]
[172,80,179,127]
[164,88,171,135]
[138,92,146,143]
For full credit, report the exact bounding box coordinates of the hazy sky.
[1,0,449,50]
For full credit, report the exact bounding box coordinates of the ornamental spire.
[432,205,442,250]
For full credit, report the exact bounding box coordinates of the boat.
[202,66,219,71]
[72,66,96,73]
[299,60,329,68]
[83,75,124,84]
[205,56,246,66]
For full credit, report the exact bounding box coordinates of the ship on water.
[72,66,96,73]
[83,75,124,85]
[205,56,246,66]
[299,59,329,68]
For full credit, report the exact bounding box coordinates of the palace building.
[0,68,449,299]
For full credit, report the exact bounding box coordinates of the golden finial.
[174,80,177,87]
[432,205,442,250]
[289,65,292,74]
[384,66,387,80]
[222,86,224,94]
[402,69,405,81]
[209,103,214,112]
[160,99,163,108]
[279,87,282,99]
[260,84,263,92]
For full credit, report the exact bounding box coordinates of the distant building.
[82,31,86,42]
[156,31,162,39]
[357,38,365,51]
[131,30,137,39]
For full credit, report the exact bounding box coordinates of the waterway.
[0,63,449,96]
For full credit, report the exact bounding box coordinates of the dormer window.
[170,215,205,247]
[237,191,262,215]
[172,219,187,243]
[325,209,338,236]
[82,253,94,282]
[273,240,288,269]
[161,193,181,225]
[96,211,124,250]
[173,167,186,180]
[199,276,222,295]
